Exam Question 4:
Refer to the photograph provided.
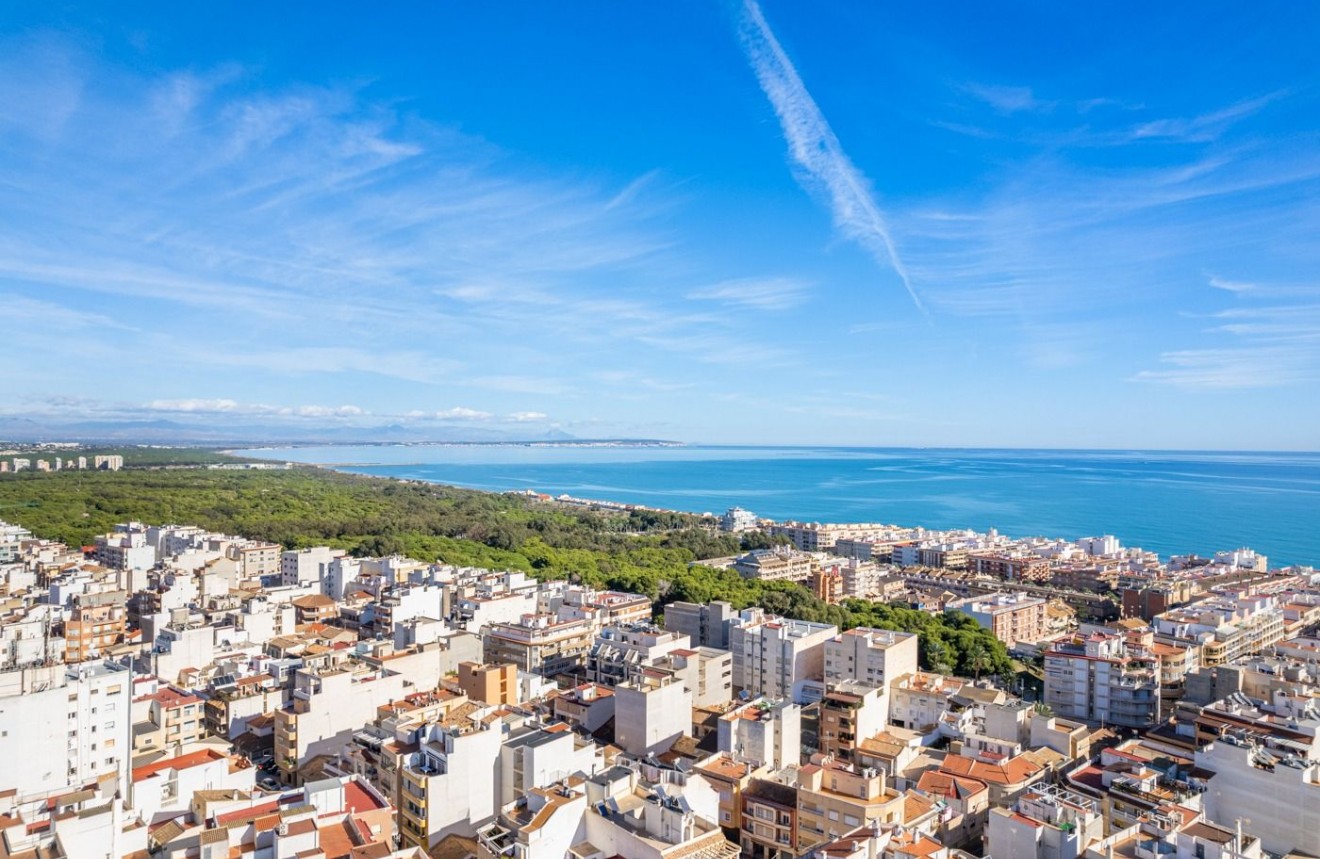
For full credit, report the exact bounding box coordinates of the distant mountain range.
[0,416,581,446]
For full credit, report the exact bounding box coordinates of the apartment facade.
[482,614,593,679]
[947,592,1048,647]
[1043,631,1160,729]
[823,627,919,692]
[730,610,837,703]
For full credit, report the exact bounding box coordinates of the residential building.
[134,686,206,752]
[947,592,1048,648]
[1196,732,1320,857]
[696,753,761,835]
[498,722,600,806]
[0,660,132,795]
[614,672,692,756]
[482,614,593,679]
[585,622,691,687]
[551,683,615,732]
[664,600,738,649]
[718,697,802,770]
[63,590,127,663]
[1044,631,1161,729]
[733,548,815,582]
[275,664,406,783]
[889,672,966,733]
[795,756,907,851]
[280,546,341,587]
[818,682,888,762]
[741,776,800,859]
[291,593,338,626]
[769,522,895,553]
[390,706,505,849]
[456,660,519,705]
[93,525,156,572]
[914,769,990,850]
[721,507,758,532]
[987,785,1103,859]
[1154,594,1287,668]
[939,751,1048,808]
[650,645,734,708]
[823,627,919,692]
[730,609,837,703]
[968,552,1051,582]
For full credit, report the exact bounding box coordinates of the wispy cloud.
[961,83,1053,114]
[687,277,809,311]
[145,399,367,418]
[1134,276,1320,388]
[406,407,493,421]
[1129,92,1285,143]
[737,0,924,313]
[1208,276,1256,294]
[900,118,1320,323]
[1132,346,1316,388]
[0,35,816,422]
[1,395,562,429]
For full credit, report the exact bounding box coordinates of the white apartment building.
[768,522,895,552]
[395,714,505,848]
[823,627,919,692]
[614,672,692,756]
[1197,733,1320,857]
[0,661,132,796]
[1044,631,1160,729]
[987,785,1103,859]
[1155,594,1287,667]
[651,645,733,708]
[721,507,759,532]
[280,546,341,587]
[717,697,802,770]
[729,608,837,704]
[274,664,406,781]
[93,529,157,573]
[498,722,601,806]
[586,622,692,687]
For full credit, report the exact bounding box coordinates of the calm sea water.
[241,445,1320,567]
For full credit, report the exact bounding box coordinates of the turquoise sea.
[241,445,1320,567]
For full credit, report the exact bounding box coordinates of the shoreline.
[257,457,1318,571]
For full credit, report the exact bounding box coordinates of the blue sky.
[2,2,1318,448]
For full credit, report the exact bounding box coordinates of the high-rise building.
[729,608,837,703]
[823,627,919,692]
[1043,631,1160,729]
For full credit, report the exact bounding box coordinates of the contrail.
[739,0,925,313]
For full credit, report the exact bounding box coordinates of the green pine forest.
[0,453,1015,679]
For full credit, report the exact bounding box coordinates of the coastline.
[236,445,1320,568]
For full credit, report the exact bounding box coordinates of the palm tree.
[925,639,954,675]
[966,641,991,681]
